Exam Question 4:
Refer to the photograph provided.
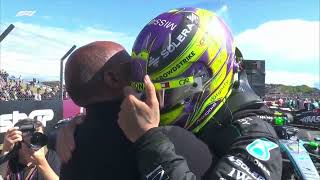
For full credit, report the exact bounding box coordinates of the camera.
[15,122,48,150]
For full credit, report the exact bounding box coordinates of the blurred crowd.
[0,69,60,101]
[264,96,320,111]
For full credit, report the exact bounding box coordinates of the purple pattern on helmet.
[130,59,146,82]
[196,51,209,64]
[132,12,184,53]
[216,17,234,55]
[226,54,233,71]
[175,103,194,127]
[183,51,209,76]
[174,113,190,127]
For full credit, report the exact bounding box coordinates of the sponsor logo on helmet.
[209,76,230,102]
[228,156,265,180]
[196,102,218,124]
[160,24,195,59]
[178,77,190,86]
[156,51,195,80]
[246,138,278,161]
[131,82,145,91]
[160,82,170,88]
[148,19,177,31]
[148,13,199,68]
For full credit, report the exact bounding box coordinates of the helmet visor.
[131,76,204,111]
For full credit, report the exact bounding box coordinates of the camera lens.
[30,132,48,148]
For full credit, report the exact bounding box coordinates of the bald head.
[65,41,131,107]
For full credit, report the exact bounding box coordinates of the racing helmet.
[131,7,237,133]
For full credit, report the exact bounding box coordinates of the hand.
[56,114,85,163]
[29,146,47,166]
[118,75,160,142]
[2,127,22,153]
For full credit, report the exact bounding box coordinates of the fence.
[0,24,76,142]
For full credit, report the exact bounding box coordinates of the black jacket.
[59,100,141,180]
[59,101,212,180]
[134,73,282,180]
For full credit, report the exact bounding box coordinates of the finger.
[120,96,129,109]
[143,75,158,107]
[7,127,19,133]
[6,127,20,135]
[6,133,22,139]
[9,134,22,140]
[128,94,149,113]
[7,131,22,139]
[124,86,141,99]
[121,96,140,113]
[10,136,23,143]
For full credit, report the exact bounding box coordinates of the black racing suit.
[134,73,282,180]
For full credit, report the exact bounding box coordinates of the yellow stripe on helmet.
[130,76,195,91]
[160,104,185,125]
[209,56,228,91]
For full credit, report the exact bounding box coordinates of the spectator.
[42,88,53,100]
[278,97,284,107]
[304,98,309,110]
[34,88,42,101]
[311,99,319,109]
[9,88,18,101]
[0,119,61,180]
[316,99,320,109]
[298,97,305,110]
[0,70,62,101]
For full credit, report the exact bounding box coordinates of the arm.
[134,128,196,180]
[54,114,84,163]
[37,159,59,180]
[203,116,282,180]
[30,147,59,180]
[118,75,197,180]
[0,152,9,177]
[0,128,23,177]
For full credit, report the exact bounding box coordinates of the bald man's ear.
[104,71,122,88]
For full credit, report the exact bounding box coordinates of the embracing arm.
[118,75,197,180]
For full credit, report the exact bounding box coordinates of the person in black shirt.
[57,41,212,180]
[58,41,140,180]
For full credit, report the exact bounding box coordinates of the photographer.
[0,119,60,180]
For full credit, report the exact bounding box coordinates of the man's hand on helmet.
[118,75,160,142]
